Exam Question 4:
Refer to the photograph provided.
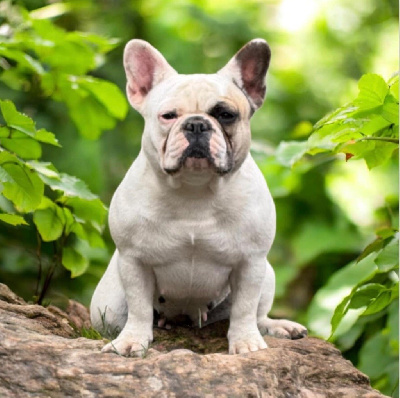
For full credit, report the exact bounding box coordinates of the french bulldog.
[90,38,307,356]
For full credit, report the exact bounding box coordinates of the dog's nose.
[183,116,211,136]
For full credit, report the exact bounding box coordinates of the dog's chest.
[133,208,242,267]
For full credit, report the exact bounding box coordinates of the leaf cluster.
[0,4,128,139]
[277,73,399,169]
[0,99,107,292]
[297,74,399,397]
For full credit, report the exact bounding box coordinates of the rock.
[0,283,387,398]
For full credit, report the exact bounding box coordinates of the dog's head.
[123,39,271,182]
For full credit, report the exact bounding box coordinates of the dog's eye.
[217,111,237,124]
[219,112,235,121]
[209,104,238,125]
[161,112,177,120]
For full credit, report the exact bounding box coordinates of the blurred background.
[0,0,398,394]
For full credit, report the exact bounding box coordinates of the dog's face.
[123,39,271,181]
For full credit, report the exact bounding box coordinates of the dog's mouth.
[163,144,232,176]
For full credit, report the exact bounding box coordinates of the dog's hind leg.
[257,259,307,340]
[90,250,128,337]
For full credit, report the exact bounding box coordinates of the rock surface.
[0,283,387,398]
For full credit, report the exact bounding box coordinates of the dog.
[90,38,307,356]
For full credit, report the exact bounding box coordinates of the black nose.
[183,116,211,136]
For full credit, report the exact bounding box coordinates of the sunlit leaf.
[39,173,98,200]
[26,160,59,179]
[0,213,28,226]
[0,100,36,136]
[0,134,42,159]
[374,235,399,272]
[0,100,59,146]
[355,74,388,110]
[363,141,398,169]
[340,140,397,169]
[380,94,399,124]
[275,141,308,167]
[34,128,60,146]
[389,82,399,103]
[360,116,391,136]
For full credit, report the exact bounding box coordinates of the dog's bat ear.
[124,40,177,111]
[218,39,271,110]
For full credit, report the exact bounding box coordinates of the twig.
[34,231,43,299]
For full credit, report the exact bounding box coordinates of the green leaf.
[331,294,352,333]
[0,151,20,165]
[355,74,388,110]
[363,141,398,169]
[341,140,397,169]
[0,46,44,74]
[360,116,391,136]
[362,290,393,316]
[78,77,128,120]
[62,206,75,236]
[0,213,28,226]
[0,165,14,183]
[59,196,107,226]
[380,94,399,124]
[37,173,97,200]
[0,100,36,136]
[68,95,116,139]
[313,104,357,130]
[0,100,59,146]
[359,331,396,380]
[275,141,308,167]
[348,284,387,309]
[375,235,399,272]
[0,134,42,159]
[26,160,59,179]
[307,254,378,339]
[357,237,384,263]
[2,163,44,212]
[33,200,65,242]
[389,78,399,101]
[80,223,106,248]
[62,246,89,278]
[34,129,60,147]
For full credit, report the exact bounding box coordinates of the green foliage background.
[0,0,398,395]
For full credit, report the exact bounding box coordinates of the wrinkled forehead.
[146,74,251,115]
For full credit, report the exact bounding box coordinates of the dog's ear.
[218,39,271,111]
[124,40,177,110]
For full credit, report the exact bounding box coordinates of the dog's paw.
[101,330,150,357]
[257,318,307,340]
[228,331,268,354]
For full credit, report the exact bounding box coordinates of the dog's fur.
[90,39,307,356]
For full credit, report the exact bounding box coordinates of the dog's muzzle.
[182,116,212,160]
[163,115,233,176]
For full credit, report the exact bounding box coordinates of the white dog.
[90,38,307,356]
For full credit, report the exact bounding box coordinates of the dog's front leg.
[228,257,268,354]
[102,253,154,357]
